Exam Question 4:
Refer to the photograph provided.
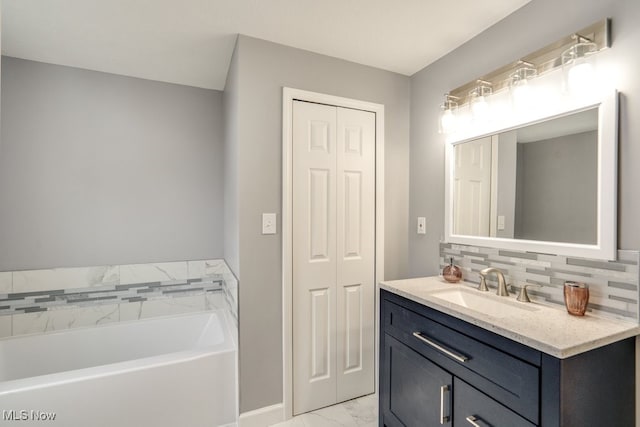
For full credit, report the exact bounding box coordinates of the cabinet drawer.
[454,378,535,427]
[383,299,539,424]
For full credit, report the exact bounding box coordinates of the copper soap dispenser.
[442,257,462,283]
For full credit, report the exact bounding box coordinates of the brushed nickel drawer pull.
[440,385,450,424]
[466,415,486,427]
[412,332,469,363]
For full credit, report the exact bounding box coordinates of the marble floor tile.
[342,395,378,426]
[270,394,377,427]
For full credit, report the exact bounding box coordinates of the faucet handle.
[478,275,489,292]
[517,284,541,303]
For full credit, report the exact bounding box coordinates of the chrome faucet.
[479,267,510,296]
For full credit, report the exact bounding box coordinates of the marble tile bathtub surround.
[5,260,233,294]
[441,243,640,321]
[0,277,222,335]
[13,266,119,293]
[0,316,11,339]
[13,304,120,336]
[0,259,238,338]
[0,272,12,294]
[189,259,238,318]
[10,292,226,337]
[119,262,188,285]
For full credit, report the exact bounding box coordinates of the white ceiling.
[1,0,531,90]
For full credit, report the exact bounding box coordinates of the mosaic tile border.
[0,277,223,316]
[440,243,640,322]
[0,259,239,338]
[0,290,234,338]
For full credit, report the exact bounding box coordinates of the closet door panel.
[293,101,338,414]
[336,107,375,401]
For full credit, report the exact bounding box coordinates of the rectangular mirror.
[445,90,617,260]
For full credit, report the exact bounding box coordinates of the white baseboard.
[239,403,284,427]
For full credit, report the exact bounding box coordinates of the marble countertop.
[380,276,640,359]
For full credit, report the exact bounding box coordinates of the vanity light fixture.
[440,19,610,137]
[469,81,492,121]
[438,94,459,134]
[509,61,537,108]
[562,34,598,95]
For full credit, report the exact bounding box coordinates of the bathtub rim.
[0,309,236,396]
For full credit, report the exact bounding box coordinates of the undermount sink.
[429,287,541,318]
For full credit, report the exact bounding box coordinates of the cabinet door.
[381,335,452,427]
[453,378,535,427]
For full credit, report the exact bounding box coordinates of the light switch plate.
[417,217,426,234]
[262,213,277,235]
[497,215,506,231]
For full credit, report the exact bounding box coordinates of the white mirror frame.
[444,88,618,260]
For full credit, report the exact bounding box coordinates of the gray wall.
[223,40,240,277]
[0,57,225,270]
[0,11,2,155]
[514,131,597,243]
[229,35,410,413]
[409,0,640,277]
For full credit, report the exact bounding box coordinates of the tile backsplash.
[0,259,238,338]
[440,243,640,322]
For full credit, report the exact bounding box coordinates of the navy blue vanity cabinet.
[382,335,453,426]
[379,289,635,427]
[453,378,534,427]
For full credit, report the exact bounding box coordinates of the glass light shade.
[509,66,537,109]
[469,84,492,123]
[567,59,595,94]
[439,109,456,134]
[438,96,458,134]
[511,81,531,105]
[562,41,597,95]
[471,95,490,121]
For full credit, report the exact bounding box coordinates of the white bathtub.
[0,310,237,427]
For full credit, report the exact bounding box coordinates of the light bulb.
[468,82,492,124]
[438,94,458,134]
[439,109,456,134]
[471,96,490,121]
[567,60,595,94]
[561,41,597,96]
[509,65,537,111]
[511,81,531,107]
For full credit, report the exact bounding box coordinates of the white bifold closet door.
[292,100,375,415]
